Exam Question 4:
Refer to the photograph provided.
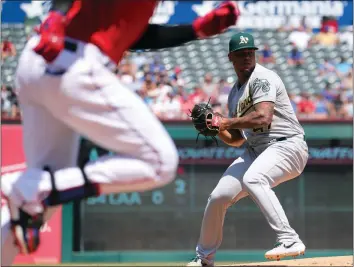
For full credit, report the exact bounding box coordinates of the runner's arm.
[130,24,197,50]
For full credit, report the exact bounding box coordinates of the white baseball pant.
[1,36,179,265]
[195,135,308,265]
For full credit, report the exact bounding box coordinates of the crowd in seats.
[286,51,353,119]
[117,45,353,120]
[1,39,16,62]
[117,52,227,120]
[279,16,352,50]
[1,22,353,122]
[1,84,20,119]
[90,20,354,121]
[256,19,353,120]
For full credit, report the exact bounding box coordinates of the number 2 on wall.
[175,179,186,195]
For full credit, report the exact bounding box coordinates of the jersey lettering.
[237,95,252,116]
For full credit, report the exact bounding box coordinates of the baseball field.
[14,256,353,266]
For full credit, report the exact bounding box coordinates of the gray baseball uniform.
[195,63,309,264]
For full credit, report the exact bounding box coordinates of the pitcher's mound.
[230,256,353,266]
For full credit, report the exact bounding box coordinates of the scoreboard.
[77,138,261,215]
[82,165,263,213]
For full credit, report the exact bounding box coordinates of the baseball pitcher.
[1,0,241,265]
[188,32,308,266]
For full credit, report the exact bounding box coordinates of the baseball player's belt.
[63,40,119,74]
[269,135,306,144]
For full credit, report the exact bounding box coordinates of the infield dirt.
[229,255,353,266]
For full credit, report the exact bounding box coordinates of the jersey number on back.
[253,123,271,133]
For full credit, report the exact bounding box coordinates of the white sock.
[11,155,162,206]
[39,155,159,199]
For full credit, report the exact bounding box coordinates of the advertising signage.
[2,1,353,30]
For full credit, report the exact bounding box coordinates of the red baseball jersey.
[66,0,159,64]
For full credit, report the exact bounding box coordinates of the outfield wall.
[2,120,353,263]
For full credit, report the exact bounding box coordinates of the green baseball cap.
[228,32,258,54]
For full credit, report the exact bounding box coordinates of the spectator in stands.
[136,63,152,81]
[340,85,353,107]
[1,39,16,61]
[339,26,353,50]
[338,95,353,119]
[1,85,20,119]
[300,16,312,33]
[277,16,294,32]
[288,26,311,51]
[335,56,352,78]
[287,45,304,67]
[1,85,12,116]
[201,73,217,99]
[119,60,135,85]
[137,87,151,106]
[116,54,144,92]
[310,25,339,47]
[321,82,337,102]
[150,55,165,73]
[141,73,158,105]
[176,85,193,120]
[318,57,337,77]
[320,16,339,33]
[215,78,232,112]
[152,89,182,120]
[258,44,275,64]
[129,76,144,92]
[189,85,207,105]
[152,67,163,83]
[297,92,316,118]
[9,90,20,119]
[340,70,353,91]
[332,93,344,116]
[288,92,299,113]
[312,93,336,119]
[170,66,185,88]
[131,50,148,70]
[156,77,174,101]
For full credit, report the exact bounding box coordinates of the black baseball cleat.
[10,207,44,254]
[2,173,45,255]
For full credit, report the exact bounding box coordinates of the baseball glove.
[189,100,223,145]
